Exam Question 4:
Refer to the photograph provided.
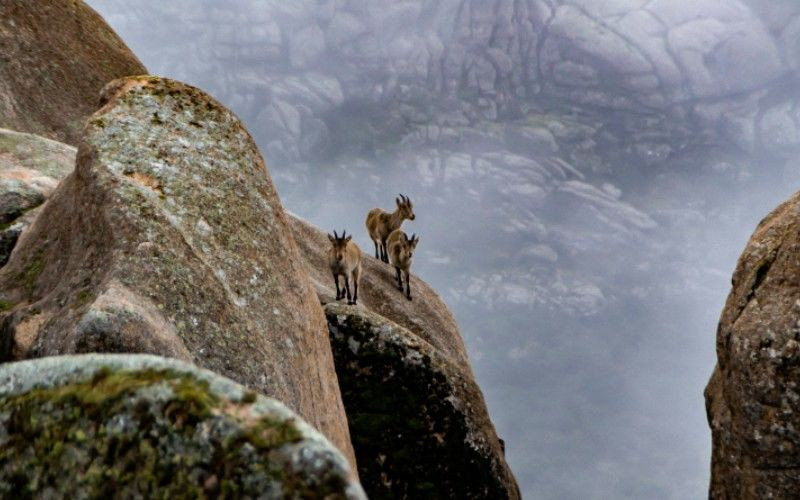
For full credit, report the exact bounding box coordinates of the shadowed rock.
[706,190,800,497]
[0,354,365,498]
[0,76,355,465]
[0,0,146,144]
[325,302,519,499]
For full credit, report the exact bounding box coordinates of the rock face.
[0,76,355,465]
[706,191,800,497]
[0,128,77,265]
[0,354,364,498]
[0,0,146,144]
[325,302,519,498]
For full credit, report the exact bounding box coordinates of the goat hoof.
[348,301,356,305]
[406,295,412,301]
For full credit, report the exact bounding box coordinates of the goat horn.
[342,230,347,239]
[333,230,338,239]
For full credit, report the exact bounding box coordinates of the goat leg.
[333,273,342,300]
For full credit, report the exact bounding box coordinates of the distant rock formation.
[0,76,355,465]
[0,354,364,498]
[0,0,146,144]
[706,191,800,497]
[290,215,519,497]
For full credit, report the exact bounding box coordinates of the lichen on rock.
[325,302,519,499]
[0,354,365,498]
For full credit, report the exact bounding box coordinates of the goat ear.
[328,234,335,243]
[412,235,419,246]
[345,235,352,243]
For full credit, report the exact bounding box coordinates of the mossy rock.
[0,76,355,464]
[0,354,365,498]
[325,303,519,499]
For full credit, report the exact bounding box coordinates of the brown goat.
[366,194,415,263]
[387,229,419,301]
[327,230,362,305]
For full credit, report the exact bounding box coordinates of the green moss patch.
[16,248,45,294]
[72,290,94,309]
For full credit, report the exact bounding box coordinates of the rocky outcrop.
[325,302,519,498]
[0,76,355,465]
[0,128,77,265]
[0,0,146,144]
[0,354,364,498]
[706,190,800,498]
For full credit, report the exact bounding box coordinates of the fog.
[85,0,800,497]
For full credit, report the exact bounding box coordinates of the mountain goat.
[327,230,362,305]
[366,194,415,263]
[387,229,419,301]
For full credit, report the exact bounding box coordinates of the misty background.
[84,0,800,497]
